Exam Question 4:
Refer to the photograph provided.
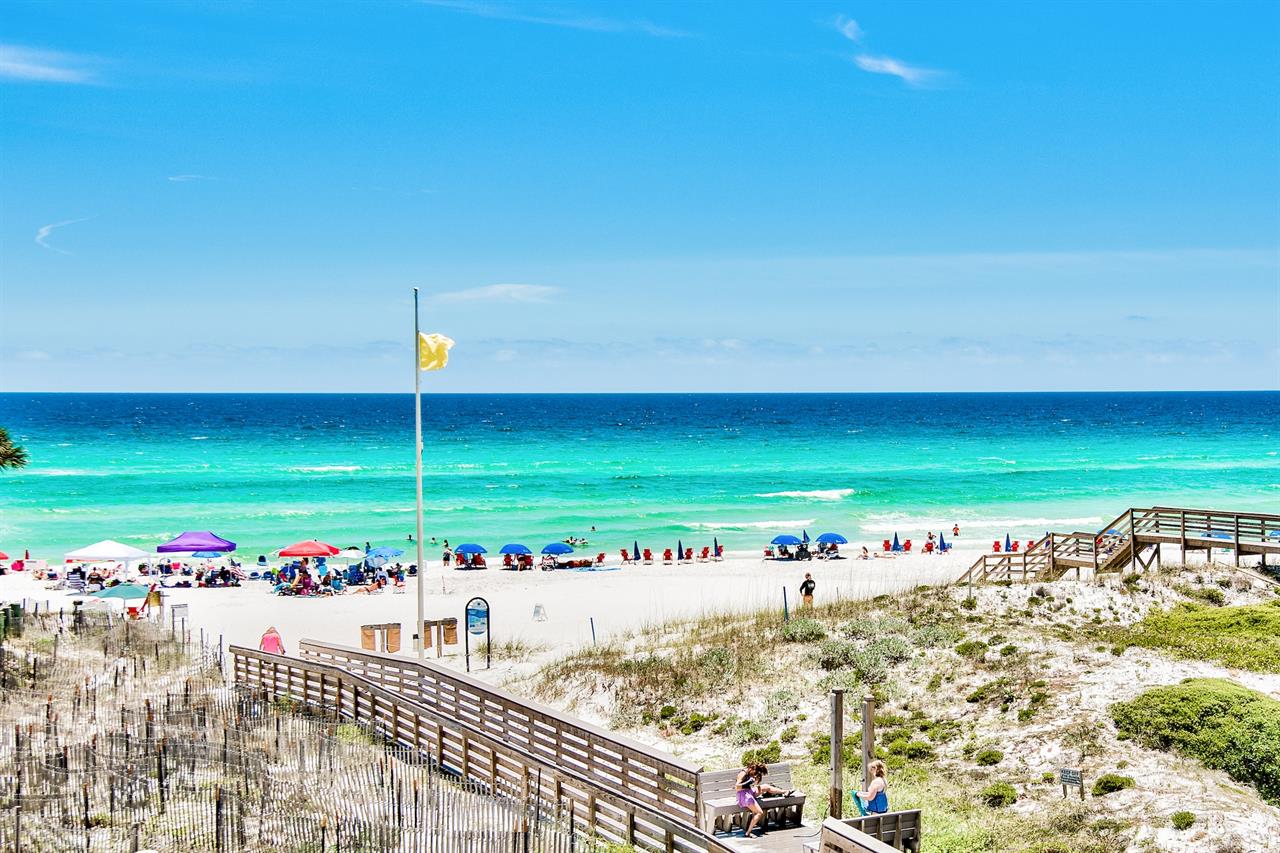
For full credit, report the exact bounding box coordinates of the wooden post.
[829,689,844,818]
[861,695,876,791]
[1180,510,1186,563]
[1234,515,1241,567]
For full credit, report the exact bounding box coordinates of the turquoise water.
[1,392,1277,560]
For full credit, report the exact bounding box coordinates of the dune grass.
[1112,600,1280,672]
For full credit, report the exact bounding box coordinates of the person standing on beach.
[800,572,815,608]
[952,524,960,537]
[442,546,452,568]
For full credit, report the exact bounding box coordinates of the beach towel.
[575,565,621,572]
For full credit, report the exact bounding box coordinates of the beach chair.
[1026,540,1036,551]
[683,548,693,562]
[992,540,1002,553]
[903,540,913,553]
[1011,540,1020,552]
[714,545,724,561]
[882,539,892,552]
[642,549,653,564]
[764,547,774,559]
[596,553,605,565]
[663,549,674,564]
[503,554,515,569]
[697,547,710,562]
[620,549,633,565]
[923,541,934,554]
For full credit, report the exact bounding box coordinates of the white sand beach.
[0,547,979,676]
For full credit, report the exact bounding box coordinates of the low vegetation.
[1109,600,1280,672]
[1111,678,1280,804]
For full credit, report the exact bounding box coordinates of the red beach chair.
[714,544,724,561]
[620,549,633,565]
[993,540,1002,553]
[503,554,515,569]
[764,548,775,559]
[596,553,605,565]
[1011,541,1020,552]
[903,540,913,553]
[642,549,653,564]
[1026,540,1036,551]
[663,549,673,564]
[683,548,693,562]
[923,541,934,554]
[882,539,892,552]
[697,547,710,562]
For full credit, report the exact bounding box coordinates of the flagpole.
[414,286,426,659]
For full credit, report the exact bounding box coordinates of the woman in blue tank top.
[853,760,889,815]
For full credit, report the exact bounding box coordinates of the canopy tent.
[499,544,532,556]
[278,540,340,558]
[542,543,573,555]
[771,534,802,546]
[66,540,149,562]
[816,532,847,545]
[88,583,152,601]
[157,531,236,553]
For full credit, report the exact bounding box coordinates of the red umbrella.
[0,551,8,561]
[278,540,340,558]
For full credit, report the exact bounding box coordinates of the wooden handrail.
[297,639,701,823]
[230,645,733,853]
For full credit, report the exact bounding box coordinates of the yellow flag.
[418,333,455,371]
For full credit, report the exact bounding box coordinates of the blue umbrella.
[455,543,487,555]
[802,529,810,544]
[677,539,684,560]
[500,544,532,556]
[816,532,847,545]
[938,532,948,551]
[542,543,573,555]
[891,533,902,552]
[634,540,640,561]
[366,546,405,560]
[1004,533,1012,553]
[89,583,152,600]
[771,534,802,546]
[190,551,227,558]
[714,536,720,558]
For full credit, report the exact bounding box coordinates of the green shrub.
[817,639,861,670]
[741,740,781,766]
[729,718,767,746]
[781,617,826,643]
[967,678,1014,705]
[980,781,1017,807]
[868,635,913,665]
[1118,601,1280,671]
[955,640,988,659]
[912,623,962,648]
[999,644,1018,657]
[960,596,977,611]
[659,705,677,719]
[808,732,860,768]
[1174,584,1226,606]
[1041,771,1055,783]
[1170,810,1195,831]
[1090,773,1135,797]
[975,748,1003,766]
[886,739,934,760]
[1111,677,1280,804]
[780,724,799,743]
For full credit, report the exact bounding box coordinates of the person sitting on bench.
[737,762,790,838]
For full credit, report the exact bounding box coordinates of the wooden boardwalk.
[957,506,1280,586]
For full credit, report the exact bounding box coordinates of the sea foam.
[755,489,854,501]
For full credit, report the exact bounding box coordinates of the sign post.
[464,597,490,673]
[1060,767,1084,801]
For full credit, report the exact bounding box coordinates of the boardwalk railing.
[956,506,1280,586]
[297,638,702,825]
[232,644,733,853]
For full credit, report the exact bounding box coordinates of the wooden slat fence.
[298,638,702,824]
[232,645,734,853]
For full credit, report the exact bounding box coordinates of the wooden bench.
[699,763,806,834]
[803,810,922,852]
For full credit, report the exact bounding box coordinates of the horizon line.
[2,389,1278,396]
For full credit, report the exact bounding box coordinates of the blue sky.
[1,0,1277,392]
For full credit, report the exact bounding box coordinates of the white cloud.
[834,15,863,43]
[167,174,215,182]
[420,0,691,37]
[35,218,90,254]
[435,284,559,304]
[0,45,96,83]
[853,54,941,87]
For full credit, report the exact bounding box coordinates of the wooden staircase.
[955,506,1280,586]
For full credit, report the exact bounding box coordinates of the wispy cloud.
[35,218,90,254]
[420,0,691,37]
[834,15,863,43]
[435,283,560,304]
[167,174,215,183]
[853,54,942,87]
[0,45,97,84]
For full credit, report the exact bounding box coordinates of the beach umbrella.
[771,534,802,546]
[543,543,573,555]
[190,551,227,559]
[891,533,901,552]
[816,533,847,545]
[157,531,236,553]
[499,544,532,555]
[88,583,152,601]
[802,529,810,544]
[454,543,487,555]
[1004,533,1012,553]
[0,551,8,561]
[677,539,684,559]
[938,532,948,551]
[714,536,720,557]
[633,540,640,561]
[366,546,405,560]
[278,540,340,558]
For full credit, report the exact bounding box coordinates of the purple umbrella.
[158,531,237,553]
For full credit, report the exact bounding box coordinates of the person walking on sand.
[853,760,889,815]
[952,524,960,538]
[800,572,815,608]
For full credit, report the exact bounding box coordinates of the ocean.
[1,392,1277,560]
